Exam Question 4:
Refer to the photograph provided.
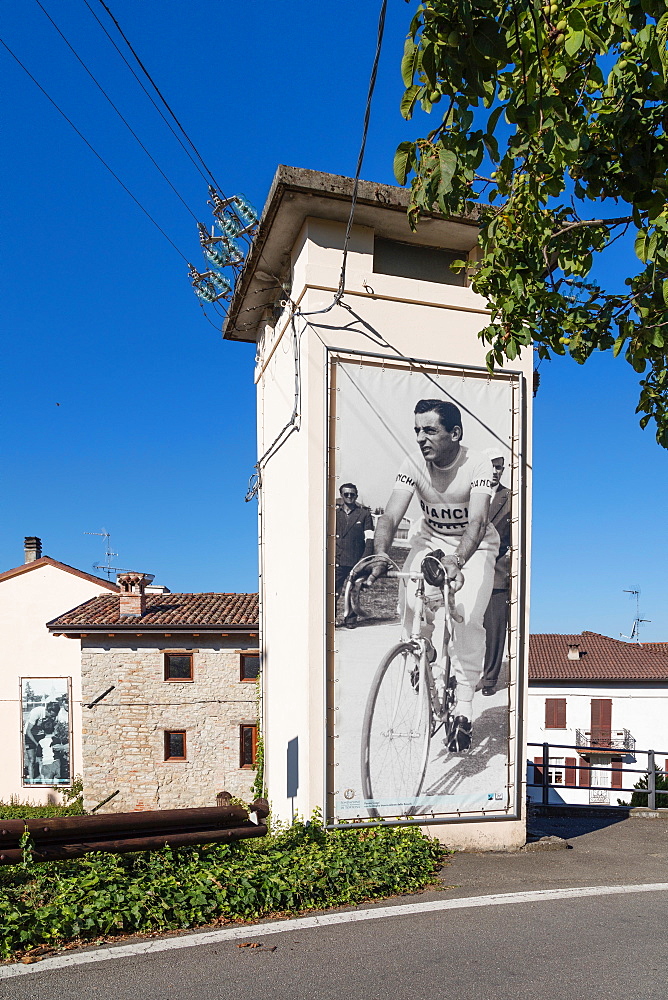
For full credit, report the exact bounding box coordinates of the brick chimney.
[117,572,153,617]
[24,537,42,563]
[567,643,581,660]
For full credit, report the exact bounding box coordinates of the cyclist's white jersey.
[393,446,496,544]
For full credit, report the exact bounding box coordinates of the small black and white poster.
[21,678,71,786]
[329,356,522,822]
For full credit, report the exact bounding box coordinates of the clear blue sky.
[1,1,666,639]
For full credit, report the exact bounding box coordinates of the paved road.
[3,815,668,999]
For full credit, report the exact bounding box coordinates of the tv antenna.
[620,588,651,642]
[84,530,130,580]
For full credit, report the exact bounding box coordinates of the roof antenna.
[620,588,651,642]
[84,530,130,580]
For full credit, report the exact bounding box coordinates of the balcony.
[575,729,636,753]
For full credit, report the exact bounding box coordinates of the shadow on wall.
[287,737,298,821]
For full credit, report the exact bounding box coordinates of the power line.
[95,0,253,249]
[0,34,191,263]
[34,0,199,223]
[81,0,214,193]
[337,0,387,300]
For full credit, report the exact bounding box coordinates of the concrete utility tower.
[226,167,533,851]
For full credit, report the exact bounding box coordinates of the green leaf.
[635,230,649,262]
[401,37,420,87]
[437,145,458,193]
[400,85,421,120]
[565,29,585,56]
[393,142,414,186]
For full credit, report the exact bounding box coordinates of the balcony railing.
[575,728,636,752]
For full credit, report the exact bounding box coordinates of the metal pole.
[648,750,656,810]
[542,741,550,806]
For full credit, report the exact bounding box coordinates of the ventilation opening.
[373,237,466,286]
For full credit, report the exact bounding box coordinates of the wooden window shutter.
[611,760,623,789]
[565,757,577,787]
[579,760,590,787]
[545,698,566,729]
[533,757,543,785]
[590,699,612,744]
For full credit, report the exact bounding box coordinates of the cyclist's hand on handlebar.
[352,554,391,588]
[440,555,464,592]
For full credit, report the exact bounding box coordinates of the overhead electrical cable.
[336,0,387,300]
[34,0,199,223]
[95,0,253,249]
[0,35,190,263]
[81,0,214,192]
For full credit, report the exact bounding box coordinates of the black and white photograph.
[330,356,521,821]
[21,678,71,786]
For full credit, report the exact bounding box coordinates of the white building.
[0,537,117,803]
[527,631,668,806]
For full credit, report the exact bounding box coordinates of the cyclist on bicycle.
[354,399,500,752]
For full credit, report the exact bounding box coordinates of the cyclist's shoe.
[447,716,472,753]
[421,549,446,588]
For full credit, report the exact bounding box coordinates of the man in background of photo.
[335,483,374,625]
[480,450,511,696]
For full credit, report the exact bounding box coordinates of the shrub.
[0,819,446,961]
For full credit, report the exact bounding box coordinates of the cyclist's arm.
[374,490,412,556]
[359,490,411,586]
[453,492,491,566]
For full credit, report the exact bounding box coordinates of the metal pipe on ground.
[0,821,268,864]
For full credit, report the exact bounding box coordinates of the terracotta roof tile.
[48,593,258,630]
[529,631,668,682]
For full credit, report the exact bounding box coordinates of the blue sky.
[1,1,666,639]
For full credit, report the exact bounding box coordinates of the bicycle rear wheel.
[360,642,432,818]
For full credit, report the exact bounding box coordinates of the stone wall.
[80,635,259,812]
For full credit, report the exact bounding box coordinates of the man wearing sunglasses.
[335,483,374,624]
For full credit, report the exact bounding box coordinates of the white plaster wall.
[527,684,668,805]
[0,564,113,803]
[258,217,534,848]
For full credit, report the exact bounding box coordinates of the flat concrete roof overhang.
[224,165,482,344]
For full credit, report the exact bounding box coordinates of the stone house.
[48,573,260,813]
[527,632,668,806]
[0,537,118,803]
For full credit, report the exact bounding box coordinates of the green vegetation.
[0,819,446,962]
[0,777,84,820]
[627,768,668,806]
[397,0,668,446]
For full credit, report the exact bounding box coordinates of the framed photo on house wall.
[20,677,72,786]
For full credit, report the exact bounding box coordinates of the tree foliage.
[397,0,668,446]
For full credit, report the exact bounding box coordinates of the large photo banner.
[330,356,522,823]
[21,678,71,786]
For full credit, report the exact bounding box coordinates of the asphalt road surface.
[3,816,668,999]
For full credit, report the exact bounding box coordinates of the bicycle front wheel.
[360,642,432,818]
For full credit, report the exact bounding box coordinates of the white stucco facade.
[226,168,534,850]
[527,682,668,806]
[0,558,116,803]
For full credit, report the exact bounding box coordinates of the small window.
[164,653,193,681]
[373,237,466,286]
[240,653,260,682]
[164,730,186,760]
[545,698,566,729]
[548,757,565,785]
[240,724,257,768]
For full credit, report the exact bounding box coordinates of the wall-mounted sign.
[21,677,72,786]
[329,354,524,824]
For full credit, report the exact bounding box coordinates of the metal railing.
[527,741,668,808]
[574,728,636,752]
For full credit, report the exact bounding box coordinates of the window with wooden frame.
[164,730,187,761]
[545,697,567,729]
[239,724,257,768]
[164,652,193,681]
[240,652,260,682]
